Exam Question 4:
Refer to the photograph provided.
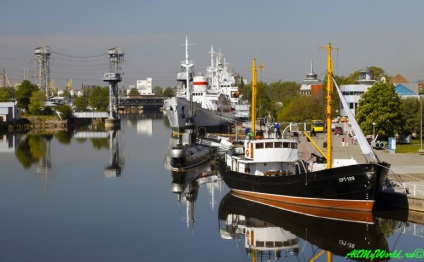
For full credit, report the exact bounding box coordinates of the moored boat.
[163,37,249,132]
[166,120,216,172]
[217,45,391,212]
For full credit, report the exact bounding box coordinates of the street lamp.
[420,95,423,154]
[372,122,375,139]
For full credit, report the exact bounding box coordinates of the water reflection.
[122,111,165,135]
[169,161,221,229]
[0,133,22,152]
[6,126,125,191]
[218,193,392,261]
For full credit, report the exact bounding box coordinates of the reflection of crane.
[0,69,13,87]
[66,79,73,91]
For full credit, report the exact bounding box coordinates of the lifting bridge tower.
[103,47,124,130]
[34,45,52,100]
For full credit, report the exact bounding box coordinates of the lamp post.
[372,122,375,139]
[420,95,423,153]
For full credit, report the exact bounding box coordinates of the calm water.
[0,112,423,262]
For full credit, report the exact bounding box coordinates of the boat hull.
[218,159,390,211]
[163,97,236,132]
[218,192,389,258]
[165,136,215,172]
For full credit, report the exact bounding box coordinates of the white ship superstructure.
[164,37,249,131]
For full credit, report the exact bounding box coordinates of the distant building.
[390,74,419,97]
[299,61,322,96]
[394,83,419,97]
[340,71,420,116]
[340,67,376,116]
[0,102,21,122]
[127,78,153,96]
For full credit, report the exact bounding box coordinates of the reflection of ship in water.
[170,162,220,229]
[218,192,389,261]
[172,172,199,229]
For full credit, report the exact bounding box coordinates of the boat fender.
[245,149,249,156]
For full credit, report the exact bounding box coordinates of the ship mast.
[251,59,264,136]
[182,36,194,117]
[324,43,337,169]
[251,59,258,136]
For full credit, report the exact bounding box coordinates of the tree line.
[235,67,423,137]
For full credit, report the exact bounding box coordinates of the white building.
[340,68,376,116]
[0,102,21,122]
[127,78,153,95]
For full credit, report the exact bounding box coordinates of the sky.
[2,0,424,90]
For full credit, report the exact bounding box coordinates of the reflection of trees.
[15,135,47,169]
[55,130,72,144]
[90,138,109,150]
[377,217,406,239]
[75,138,87,144]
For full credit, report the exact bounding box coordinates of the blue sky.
[1,0,424,90]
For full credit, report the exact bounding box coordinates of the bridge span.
[118,96,164,109]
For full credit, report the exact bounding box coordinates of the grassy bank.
[396,139,424,154]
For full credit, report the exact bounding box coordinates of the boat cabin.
[225,138,299,176]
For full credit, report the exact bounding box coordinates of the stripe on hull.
[232,189,374,212]
[231,192,375,224]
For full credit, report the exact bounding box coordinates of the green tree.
[278,95,325,122]
[128,88,140,96]
[153,86,163,96]
[56,105,74,120]
[28,90,47,115]
[16,80,39,111]
[400,97,421,134]
[0,87,12,102]
[356,82,404,136]
[73,96,88,111]
[256,82,272,118]
[162,87,175,97]
[89,86,109,111]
